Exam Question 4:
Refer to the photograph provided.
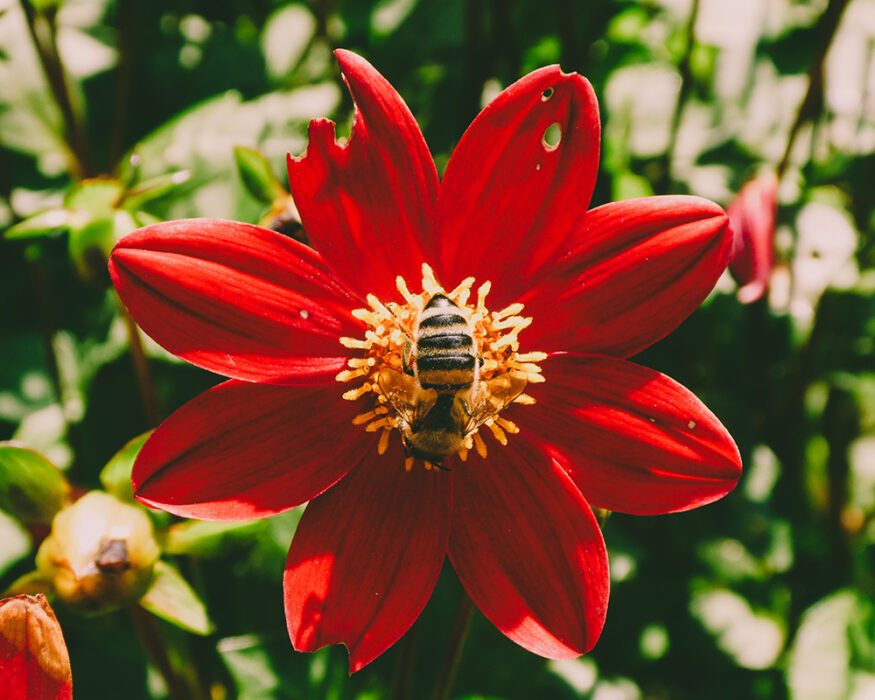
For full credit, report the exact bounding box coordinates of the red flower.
[728,173,779,304]
[109,51,742,671]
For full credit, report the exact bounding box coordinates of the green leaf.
[100,432,151,503]
[787,589,875,700]
[0,443,70,525]
[233,145,284,205]
[4,209,71,239]
[3,569,51,596]
[139,561,214,635]
[163,519,265,558]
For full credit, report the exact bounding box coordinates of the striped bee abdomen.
[415,294,477,392]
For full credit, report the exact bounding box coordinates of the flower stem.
[656,0,700,194]
[19,0,92,178]
[128,605,190,700]
[118,298,161,428]
[431,589,476,700]
[776,0,852,178]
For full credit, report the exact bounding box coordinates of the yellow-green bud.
[36,492,160,615]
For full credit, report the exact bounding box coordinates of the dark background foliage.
[1,0,874,698]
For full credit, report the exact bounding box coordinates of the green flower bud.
[36,492,160,615]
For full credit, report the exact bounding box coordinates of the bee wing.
[464,373,528,434]
[376,367,437,425]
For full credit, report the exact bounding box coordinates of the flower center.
[336,264,545,471]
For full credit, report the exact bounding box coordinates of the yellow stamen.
[487,421,508,445]
[336,368,368,383]
[347,357,376,369]
[396,276,415,303]
[494,302,524,320]
[473,432,488,458]
[476,281,491,311]
[404,456,415,472]
[377,429,391,455]
[515,351,547,362]
[496,416,519,433]
[340,336,370,349]
[514,393,536,405]
[458,446,468,461]
[352,407,387,425]
[342,383,372,401]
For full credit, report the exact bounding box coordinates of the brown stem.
[117,298,161,428]
[128,605,189,700]
[431,589,476,700]
[776,0,852,178]
[19,0,92,178]
[110,0,134,167]
[656,0,700,194]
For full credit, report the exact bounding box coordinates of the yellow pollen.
[338,266,545,472]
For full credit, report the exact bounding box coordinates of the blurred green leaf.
[234,145,284,206]
[139,560,213,635]
[787,589,875,700]
[163,519,265,558]
[0,511,31,579]
[0,442,69,524]
[99,431,150,503]
[63,179,123,214]
[4,208,70,239]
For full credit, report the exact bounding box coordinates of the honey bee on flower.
[110,50,741,672]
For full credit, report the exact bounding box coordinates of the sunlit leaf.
[0,443,69,525]
[100,432,151,503]
[163,519,265,558]
[139,561,213,635]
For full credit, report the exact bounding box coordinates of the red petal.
[110,219,361,385]
[0,595,72,700]
[434,66,600,305]
[284,439,451,672]
[521,196,731,357]
[449,436,608,658]
[134,381,376,520]
[287,50,439,302]
[520,353,741,515]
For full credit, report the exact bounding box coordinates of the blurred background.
[1,0,874,698]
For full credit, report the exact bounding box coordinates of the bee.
[376,294,526,467]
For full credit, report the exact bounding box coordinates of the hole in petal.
[541,86,554,101]
[542,123,562,151]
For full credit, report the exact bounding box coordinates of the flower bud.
[0,594,72,699]
[35,492,160,615]
[728,173,779,304]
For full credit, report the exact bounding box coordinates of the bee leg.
[433,461,452,472]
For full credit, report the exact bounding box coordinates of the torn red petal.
[520,353,742,515]
[110,219,360,385]
[284,440,451,673]
[521,196,732,357]
[287,50,439,303]
[435,65,600,306]
[449,436,608,658]
[134,381,377,520]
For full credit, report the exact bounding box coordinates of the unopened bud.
[36,492,160,614]
[0,594,72,699]
[728,173,779,304]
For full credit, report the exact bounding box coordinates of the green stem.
[431,589,476,700]
[19,0,92,178]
